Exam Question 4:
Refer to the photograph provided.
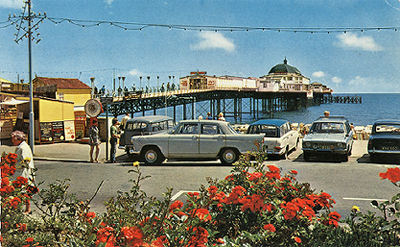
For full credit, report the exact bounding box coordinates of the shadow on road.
[291,153,345,163]
[357,154,400,165]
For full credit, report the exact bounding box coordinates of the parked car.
[119,115,174,155]
[368,120,400,161]
[128,120,264,165]
[247,119,299,159]
[302,116,354,162]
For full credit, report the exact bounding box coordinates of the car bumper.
[368,149,400,154]
[302,148,347,154]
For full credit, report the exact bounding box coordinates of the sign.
[52,121,65,142]
[74,120,86,139]
[190,71,207,75]
[74,111,86,121]
[40,122,53,143]
[0,120,13,139]
[64,120,75,141]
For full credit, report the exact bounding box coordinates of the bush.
[1,152,400,246]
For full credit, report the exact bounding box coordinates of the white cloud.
[348,75,368,86]
[191,31,235,52]
[129,69,141,76]
[312,71,325,78]
[336,33,383,51]
[0,0,24,9]
[104,0,114,5]
[331,76,342,83]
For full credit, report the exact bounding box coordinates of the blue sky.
[1,0,400,93]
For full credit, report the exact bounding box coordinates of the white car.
[247,119,299,159]
[129,120,264,165]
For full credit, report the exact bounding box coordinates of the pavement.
[0,139,369,163]
[0,141,127,163]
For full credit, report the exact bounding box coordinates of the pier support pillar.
[183,103,186,120]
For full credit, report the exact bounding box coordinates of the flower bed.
[1,152,400,246]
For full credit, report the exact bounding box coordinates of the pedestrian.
[324,111,330,118]
[11,130,35,214]
[218,112,225,121]
[89,118,101,163]
[110,118,120,163]
[121,113,131,131]
[206,112,212,120]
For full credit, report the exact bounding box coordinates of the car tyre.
[341,153,349,162]
[303,151,311,162]
[281,146,289,160]
[142,147,165,165]
[220,148,239,165]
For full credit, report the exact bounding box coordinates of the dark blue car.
[368,120,400,161]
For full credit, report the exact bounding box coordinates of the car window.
[176,123,199,134]
[201,124,220,135]
[375,124,400,134]
[126,122,147,131]
[248,125,279,137]
[311,122,344,133]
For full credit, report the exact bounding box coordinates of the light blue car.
[302,116,354,162]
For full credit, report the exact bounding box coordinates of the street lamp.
[90,77,95,98]
[122,76,126,89]
[139,76,142,90]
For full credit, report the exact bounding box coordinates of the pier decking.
[100,88,337,123]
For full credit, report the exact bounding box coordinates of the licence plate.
[381,146,399,151]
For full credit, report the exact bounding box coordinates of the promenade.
[0,140,368,162]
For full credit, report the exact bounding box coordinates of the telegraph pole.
[27,0,34,153]
[12,0,46,154]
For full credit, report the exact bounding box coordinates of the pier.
[100,88,332,123]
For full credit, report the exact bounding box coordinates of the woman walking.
[89,118,101,163]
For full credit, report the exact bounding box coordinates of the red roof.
[33,77,91,89]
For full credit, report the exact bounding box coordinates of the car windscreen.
[310,122,344,134]
[374,124,400,134]
[248,125,278,137]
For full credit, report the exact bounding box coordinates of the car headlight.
[303,141,311,148]
[312,143,319,149]
[336,142,346,149]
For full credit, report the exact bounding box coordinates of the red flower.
[289,170,298,175]
[96,226,116,247]
[120,226,144,246]
[239,194,264,213]
[25,237,34,242]
[1,177,9,187]
[17,223,27,232]
[7,197,22,209]
[379,167,400,183]
[12,176,28,188]
[187,227,209,246]
[248,172,263,181]
[169,200,184,211]
[294,236,302,243]
[193,208,212,222]
[263,224,276,232]
[207,185,218,195]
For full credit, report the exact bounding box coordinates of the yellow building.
[33,77,91,107]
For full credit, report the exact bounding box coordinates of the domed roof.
[268,58,301,75]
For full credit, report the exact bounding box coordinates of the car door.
[168,123,200,158]
[199,123,225,158]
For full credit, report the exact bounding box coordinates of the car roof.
[249,119,288,126]
[178,119,229,125]
[314,116,348,123]
[127,115,172,123]
[373,119,400,125]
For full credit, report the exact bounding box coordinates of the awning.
[0,98,29,105]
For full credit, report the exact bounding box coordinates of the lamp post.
[122,76,126,89]
[90,77,95,98]
[157,76,159,91]
[147,76,150,90]
[139,76,142,90]
[27,0,34,153]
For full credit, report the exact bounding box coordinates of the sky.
[1,0,400,93]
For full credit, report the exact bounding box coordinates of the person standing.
[324,111,330,118]
[11,130,35,214]
[121,112,131,131]
[89,118,101,163]
[206,112,212,120]
[218,112,226,121]
[110,118,120,163]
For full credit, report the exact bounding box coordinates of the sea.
[116,93,399,127]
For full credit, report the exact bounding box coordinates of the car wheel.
[220,148,239,165]
[303,151,311,162]
[142,147,165,165]
[294,138,300,151]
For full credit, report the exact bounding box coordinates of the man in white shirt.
[121,112,131,130]
[11,130,35,214]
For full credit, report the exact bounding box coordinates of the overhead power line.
[3,15,400,33]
